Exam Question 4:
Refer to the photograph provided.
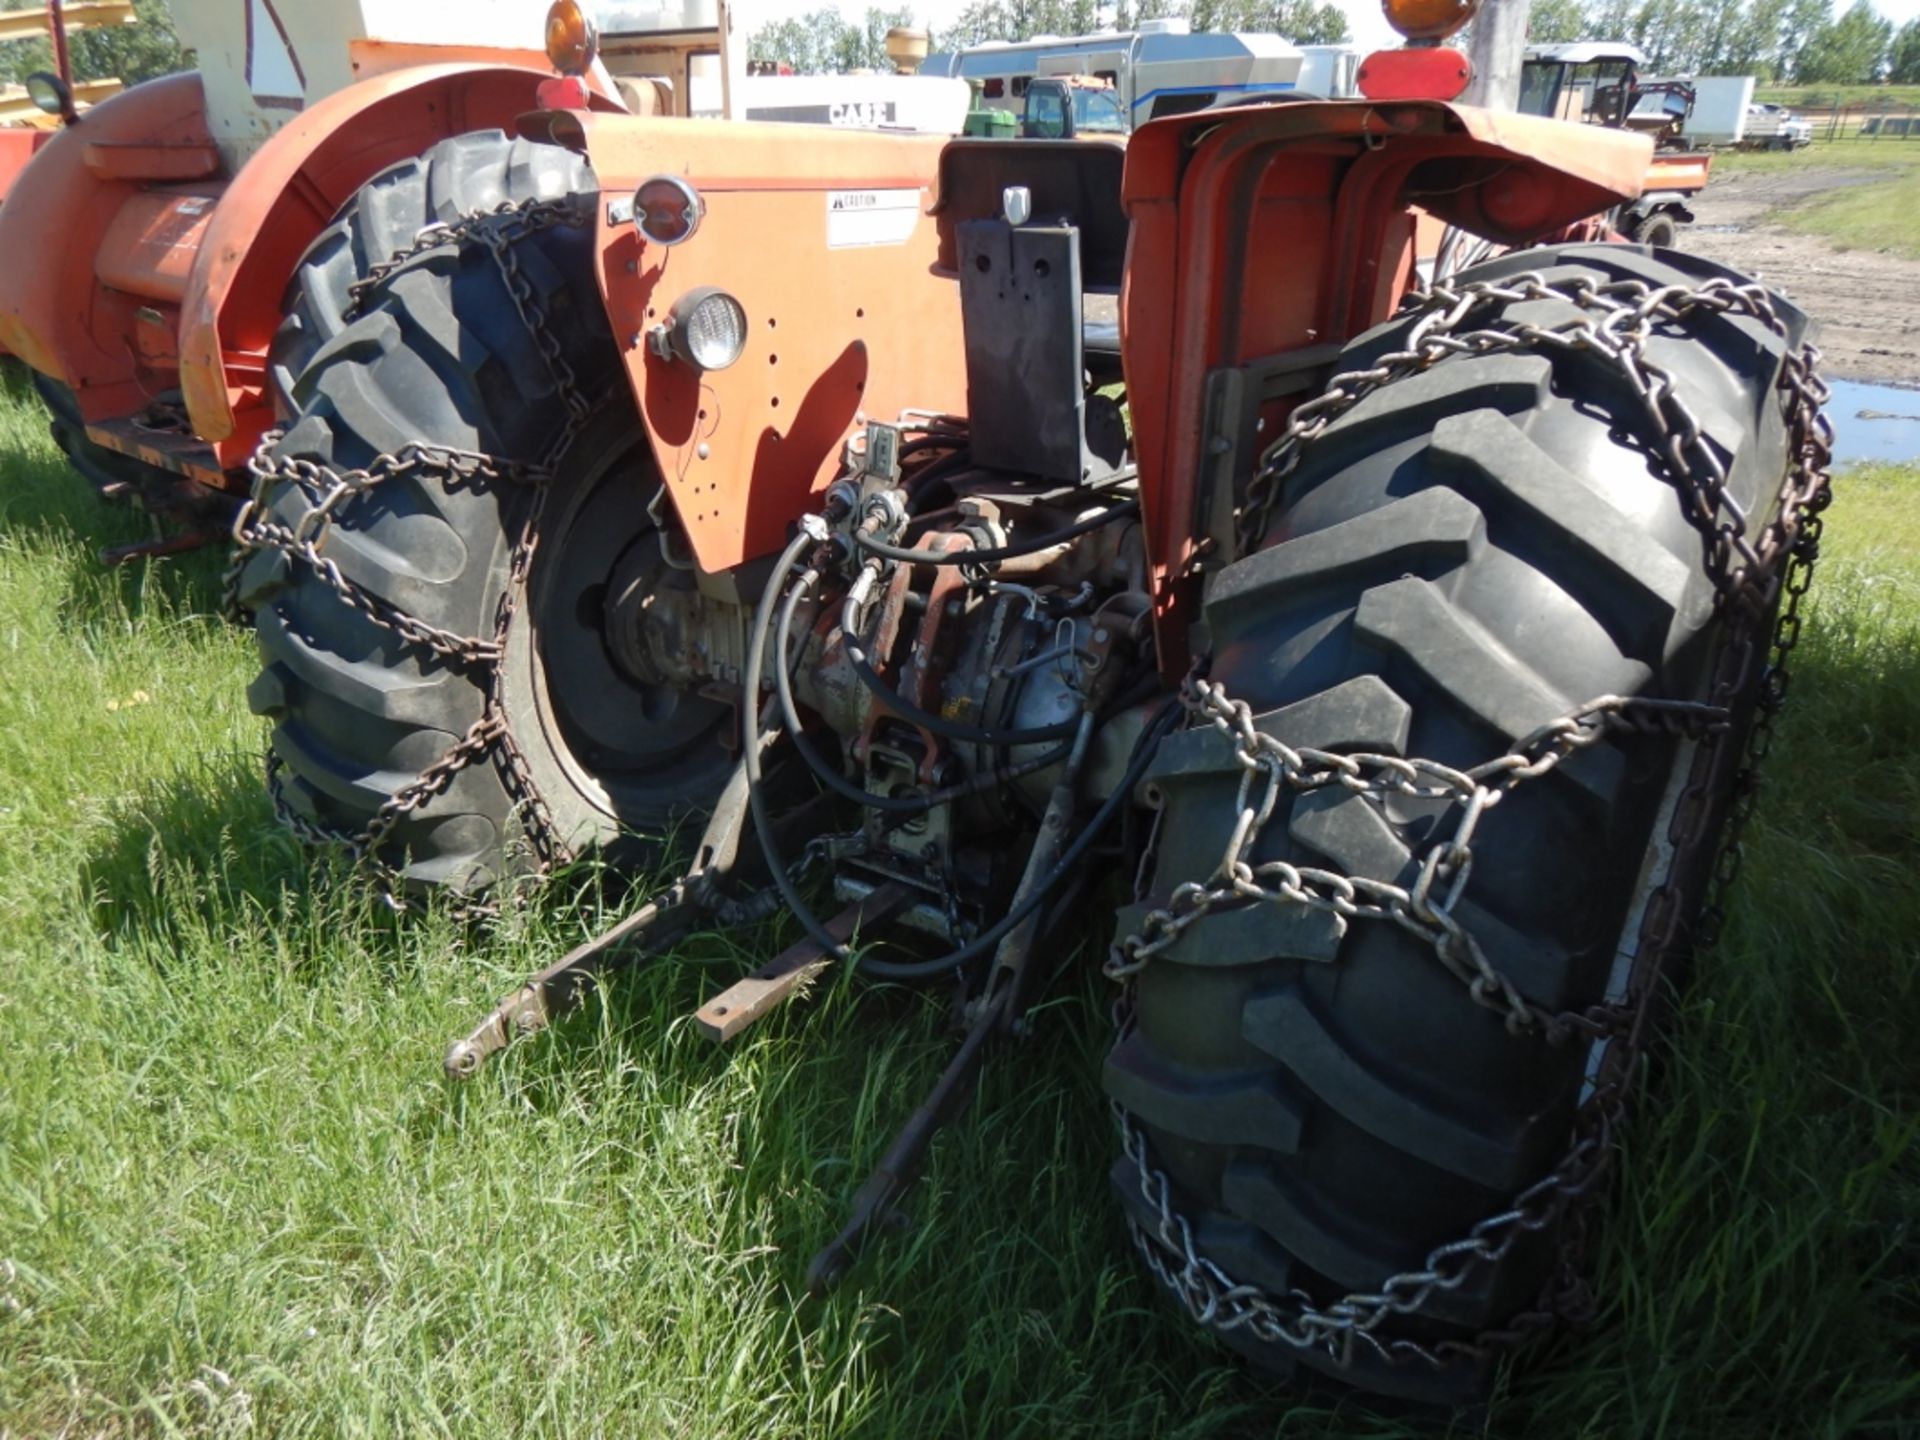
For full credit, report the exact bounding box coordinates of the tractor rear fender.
[179,63,620,472]
[542,109,974,575]
[0,73,220,415]
[1118,99,1654,675]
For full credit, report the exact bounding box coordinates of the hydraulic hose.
[744,523,858,963]
[747,519,1178,981]
[853,497,1139,568]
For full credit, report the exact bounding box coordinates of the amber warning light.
[545,0,599,75]
[1380,0,1478,41]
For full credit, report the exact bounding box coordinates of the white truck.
[1742,101,1814,150]
[922,19,1304,130]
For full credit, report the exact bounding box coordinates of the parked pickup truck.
[1744,102,1814,150]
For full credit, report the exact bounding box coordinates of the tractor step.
[84,412,229,492]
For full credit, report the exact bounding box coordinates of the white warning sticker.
[826,189,922,249]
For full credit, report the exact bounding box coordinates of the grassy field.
[1712,139,1920,261]
[0,365,1916,1437]
[1753,84,1920,110]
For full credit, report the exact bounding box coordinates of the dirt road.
[1684,168,1920,386]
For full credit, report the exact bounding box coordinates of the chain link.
[1116,270,1833,1375]
[1106,680,1727,1040]
[231,198,595,910]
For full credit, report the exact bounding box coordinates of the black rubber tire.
[238,132,733,895]
[1631,212,1680,248]
[268,130,597,409]
[1106,245,1806,1401]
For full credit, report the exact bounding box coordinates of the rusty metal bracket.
[693,883,912,1044]
[444,879,703,1078]
[442,767,836,1079]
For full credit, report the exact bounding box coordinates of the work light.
[650,287,748,371]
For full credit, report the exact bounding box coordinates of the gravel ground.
[1684,167,1920,386]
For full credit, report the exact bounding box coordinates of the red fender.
[179,63,616,472]
[0,73,219,413]
[1117,99,1653,674]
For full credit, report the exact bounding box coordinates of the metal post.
[1462,0,1531,112]
[45,0,72,88]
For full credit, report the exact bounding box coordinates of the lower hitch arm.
[441,762,832,1079]
[805,982,1010,1293]
[806,713,1099,1292]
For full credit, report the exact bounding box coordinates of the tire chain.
[1111,270,1834,1376]
[226,196,596,912]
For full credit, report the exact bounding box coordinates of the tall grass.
[0,368,1915,1436]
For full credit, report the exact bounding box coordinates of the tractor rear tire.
[1106,245,1806,1401]
[267,130,597,408]
[238,132,733,895]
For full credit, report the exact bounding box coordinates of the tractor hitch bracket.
[442,768,833,1078]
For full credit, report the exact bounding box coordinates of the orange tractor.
[0,0,1830,1404]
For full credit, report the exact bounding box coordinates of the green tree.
[1265,0,1350,43]
[1,0,184,89]
[1777,0,1834,78]
[749,7,919,73]
[1704,0,1791,78]
[1528,0,1587,44]
[1112,0,1180,26]
[1797,0,1892,81]
[1885,16,1920,81]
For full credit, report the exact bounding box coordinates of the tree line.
[0,0,183,89]
[747,0,1350,74]
[1528,0,1918,84]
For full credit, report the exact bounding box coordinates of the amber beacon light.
[1380,0,1479,42]
[545,0,599,74]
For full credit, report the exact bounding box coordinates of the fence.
[1811,100,1920,142]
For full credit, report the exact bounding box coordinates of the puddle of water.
[1826,379,1920,466]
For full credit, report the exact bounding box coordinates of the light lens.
[545,0,598,75]
[634,175,704,247]
[25,71,70,117]
[1379,0,1478,41]
[673,289,747,371]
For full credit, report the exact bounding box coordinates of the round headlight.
[25,71,73,119]
[1379,0,1478,42]
[634,175,703,247]
[649,287,748,371]
[544,0,599,75]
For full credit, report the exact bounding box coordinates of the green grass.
[1779,166,1920,258]
[1708,141,1920,259]
[1711,136,1920,180]
[0,366,1917,1436]
[1753,84,1920,110]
